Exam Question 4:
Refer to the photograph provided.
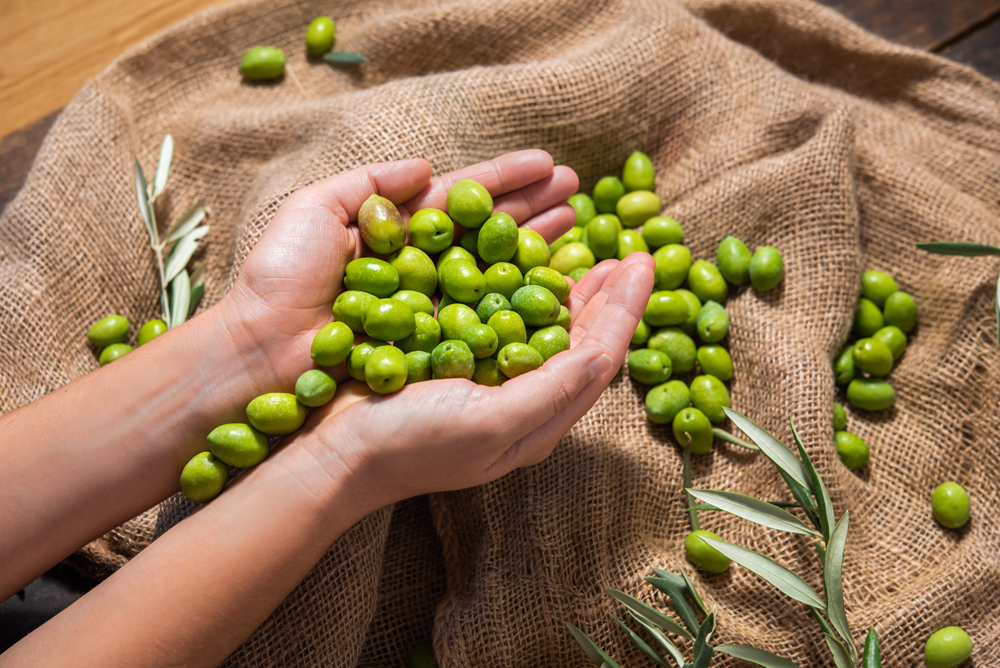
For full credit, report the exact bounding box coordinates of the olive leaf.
[188,282,205,318]
[608,613,675,668]
[606,589,693,641]
[862,629,882,668]
[632,613,687,666]
[153,134,173,199]
[165,200,209,243]
[789,418,835,541]
[724,408,810,489]
[689,612,715,668]
[916,241,1000,256]
[687,489,820,537]
[676,564,707,616]
[699,537,826,609]
[164,225,209,284]
[825,513,854,653]
[134,159,156,246]
[323,51,367,65]
[715,644,803,668]
[170,269,191,329]
[565,623,622,668]
[646,576,700,634]
[712,427,758,450]
[824,633,854,668]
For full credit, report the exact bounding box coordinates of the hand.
[219,151,580,392]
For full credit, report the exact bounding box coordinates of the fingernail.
[588,353,613,380]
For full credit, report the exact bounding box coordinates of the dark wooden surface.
[1,0,999,655]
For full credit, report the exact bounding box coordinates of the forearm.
[0,297,276,597]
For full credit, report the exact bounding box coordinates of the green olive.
[852,338,893,377]
[437,304,481,341]
[846,378,896,411]
[305,16,336,55]
[628,348,672,385]
[408,641,440,668]
[567,266,588,283]
[475,293,512,323]
[476,212,518,264]
[404,350,432,384]
[615,191,660,229]
[586,214,622,260]
[853,298,884,337]
[436,246,475,279]
[439,259,486,304]
[883,290,917,333]
[208,422,270,467]
[673,407,713,454]
[363,298,416,341]
[389,247,437,297]
[527,325,570,362]
[716,236,751,285]
[358,194,405,254]
[391,290,435,316]
[675,289,701,336]
[347,341,388,381]
[554,305,572,331]
[697,345,733,381]
[696,301,730,343]
[472,357,506,386]
[860,269,898,309]
[395,312,441,354]
[311,321,355,366]
[497,342,544,378]
[446,179,493,229]
[512,228,551,275]
[631,319,651,346]
[688,260,728,304]
[652,244,692,291]
[567,193,597,227]
[684,530,730,573]
[180,452,228,503]
[689,374,730,423]
[487,310,527,350]
[834,431,869,469]
[136,318,167,346]
[364,346,408,394]
[344,258,399,297]
[87,314,130,347]
[408,209,455,254]
[749,246,784,292]
[622,151,655,192]
[549,242,595,275]
[924,627,972,668]
[645,380,690,424]
[459,229,480,260]
[483,262,523,300]
[593,176,626,214]
[834,345,855,385]
[239,46,286,80]
[246,392,307,435]
[931,482,970,529]
[649,327,697,373]
[332,290,378,333]
[549,226,584,256]
[832,402,847,431]
[511,285,561,327]
[295,369,337,407]
[524,266,570,304]
[99,343,132,366]
[617,229,650,259]
[641,216,684,249]
[873,325,907,362]
[431,340,475,379]
[644,291,690,327]
[460,323,499,359]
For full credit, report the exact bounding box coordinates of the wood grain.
[941,15,1000,80]
[817,0,1000,48]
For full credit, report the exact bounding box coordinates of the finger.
[563,259,619,319]
[491,165,579,225]
[519,203,577,244]
[569,253,654,343]
[402,150,555,213]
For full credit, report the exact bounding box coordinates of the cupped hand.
[221,152,580,391]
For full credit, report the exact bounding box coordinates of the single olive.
[617,229,650,259]
[512,228,551,275]
[456,228,478,258]
[477,212,518,264]
[472,357,506,386]
[622,151,655,192]
[311,321,355,366]
[697,301,730,343]
[628,348,672,385]
[358,194,405,254]
[437,304,481,341]
[567,193,597,228]
[873,325,907,362]
[924,627,972,668]
[554,305,572,331]
[438,292,458,311]
[408,641,440,668]
[404,350,432,384]
[87,314,130,347]
[524,266,571,304]
[388,247,437,297]
[483,262,524,300]
[697,345,733,381]
[439,259,486,303]
[860,269,898,309]
[642,216,684,249]
[295,369,338,407]
[180,452,228,503]
[431,340,475,379]
[616,191,661,229]
[460,323,499,359]
[632,319,651,346]
[99,343,132,366]
[446,179,493,229]
[475,293,512,323]
[883,290,917,333]
[136,318,167,346]
[593,176,626,214]
[364,346,408,394]
[511,285,561,327]
[305,16,336,55]
[853,298,884,337]
[690,374,730,423]
[847,378,896,411]
[487,310,527,350]
[852,338,893,377]
[567,266,589,283]
[436,246,476,280]
[832,402,847,431]
[497,342,544,378]
[684,530,730,573]
[688,260,729,304]
[246,393,307,435]
[208,422,270,467]
[395,312,441,354]
[347,341,388,381]
[332,290,378,333]
[834,431,869,469]
[239,46,286,80]
[549,227,584,256]
[645,380,691,424]
[675,289,702,336]
[408,209,455,254]
[344,258,399,297]
[550,242,596,275]
[527,325,570,362]
[834,345,856,385]
[649,327,697,373]
[363,298,416,341]
[749,246,784,292]
[932,482,971,529]
[673,407,714,454]
[391,290,435,316]
[652,244,692,291]
[644,291,690,327]
[717,236,751,285]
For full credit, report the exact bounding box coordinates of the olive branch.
[916,242,1000,346]
[566,408,884,668]
[133,134,209,329]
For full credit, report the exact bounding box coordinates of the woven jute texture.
[3,0,1000,664]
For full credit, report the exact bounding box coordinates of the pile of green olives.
[85,314,169,366]
[557,152,784,454]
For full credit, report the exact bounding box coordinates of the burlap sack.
[3,0,1000,664]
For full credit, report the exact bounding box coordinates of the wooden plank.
[940,15,1000,80]
[0,111,59,215]
[817,0,1000,49]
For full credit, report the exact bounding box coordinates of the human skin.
[0,150,654,667]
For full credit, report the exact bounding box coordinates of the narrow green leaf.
[688,489,820,537]
[687,502,801,512]
[165,200,209,243]
[862,629,882,668]
[134,159,156,246]
[565,623,622,668]
[789,418,835,541]
[811,607,835,638]
[724,408,810,489]
[824,633,854,668]
[169,269,190,329]
[608,613,673,668]
[684,445,699,532]
[716,644,803,668]
[633,616,687,667]
[189,262,206,288]
[651,568,686,588]
[188,282,205,318]
[713,427,759,450]
[685,505,721,512]
[916,241,1000,256]
[164,225,209,284]
[645,577,700,634]
[153,134,173,199]
[323,51,367,65]
[825,513,853,651]
[814,541,827,564]
[606,589,694,641]
[780,469,821,530]
[677,564,707,615]
[691,613,714,668]
[700,537,826,609]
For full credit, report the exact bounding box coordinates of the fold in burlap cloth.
[2,0,1000,664]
